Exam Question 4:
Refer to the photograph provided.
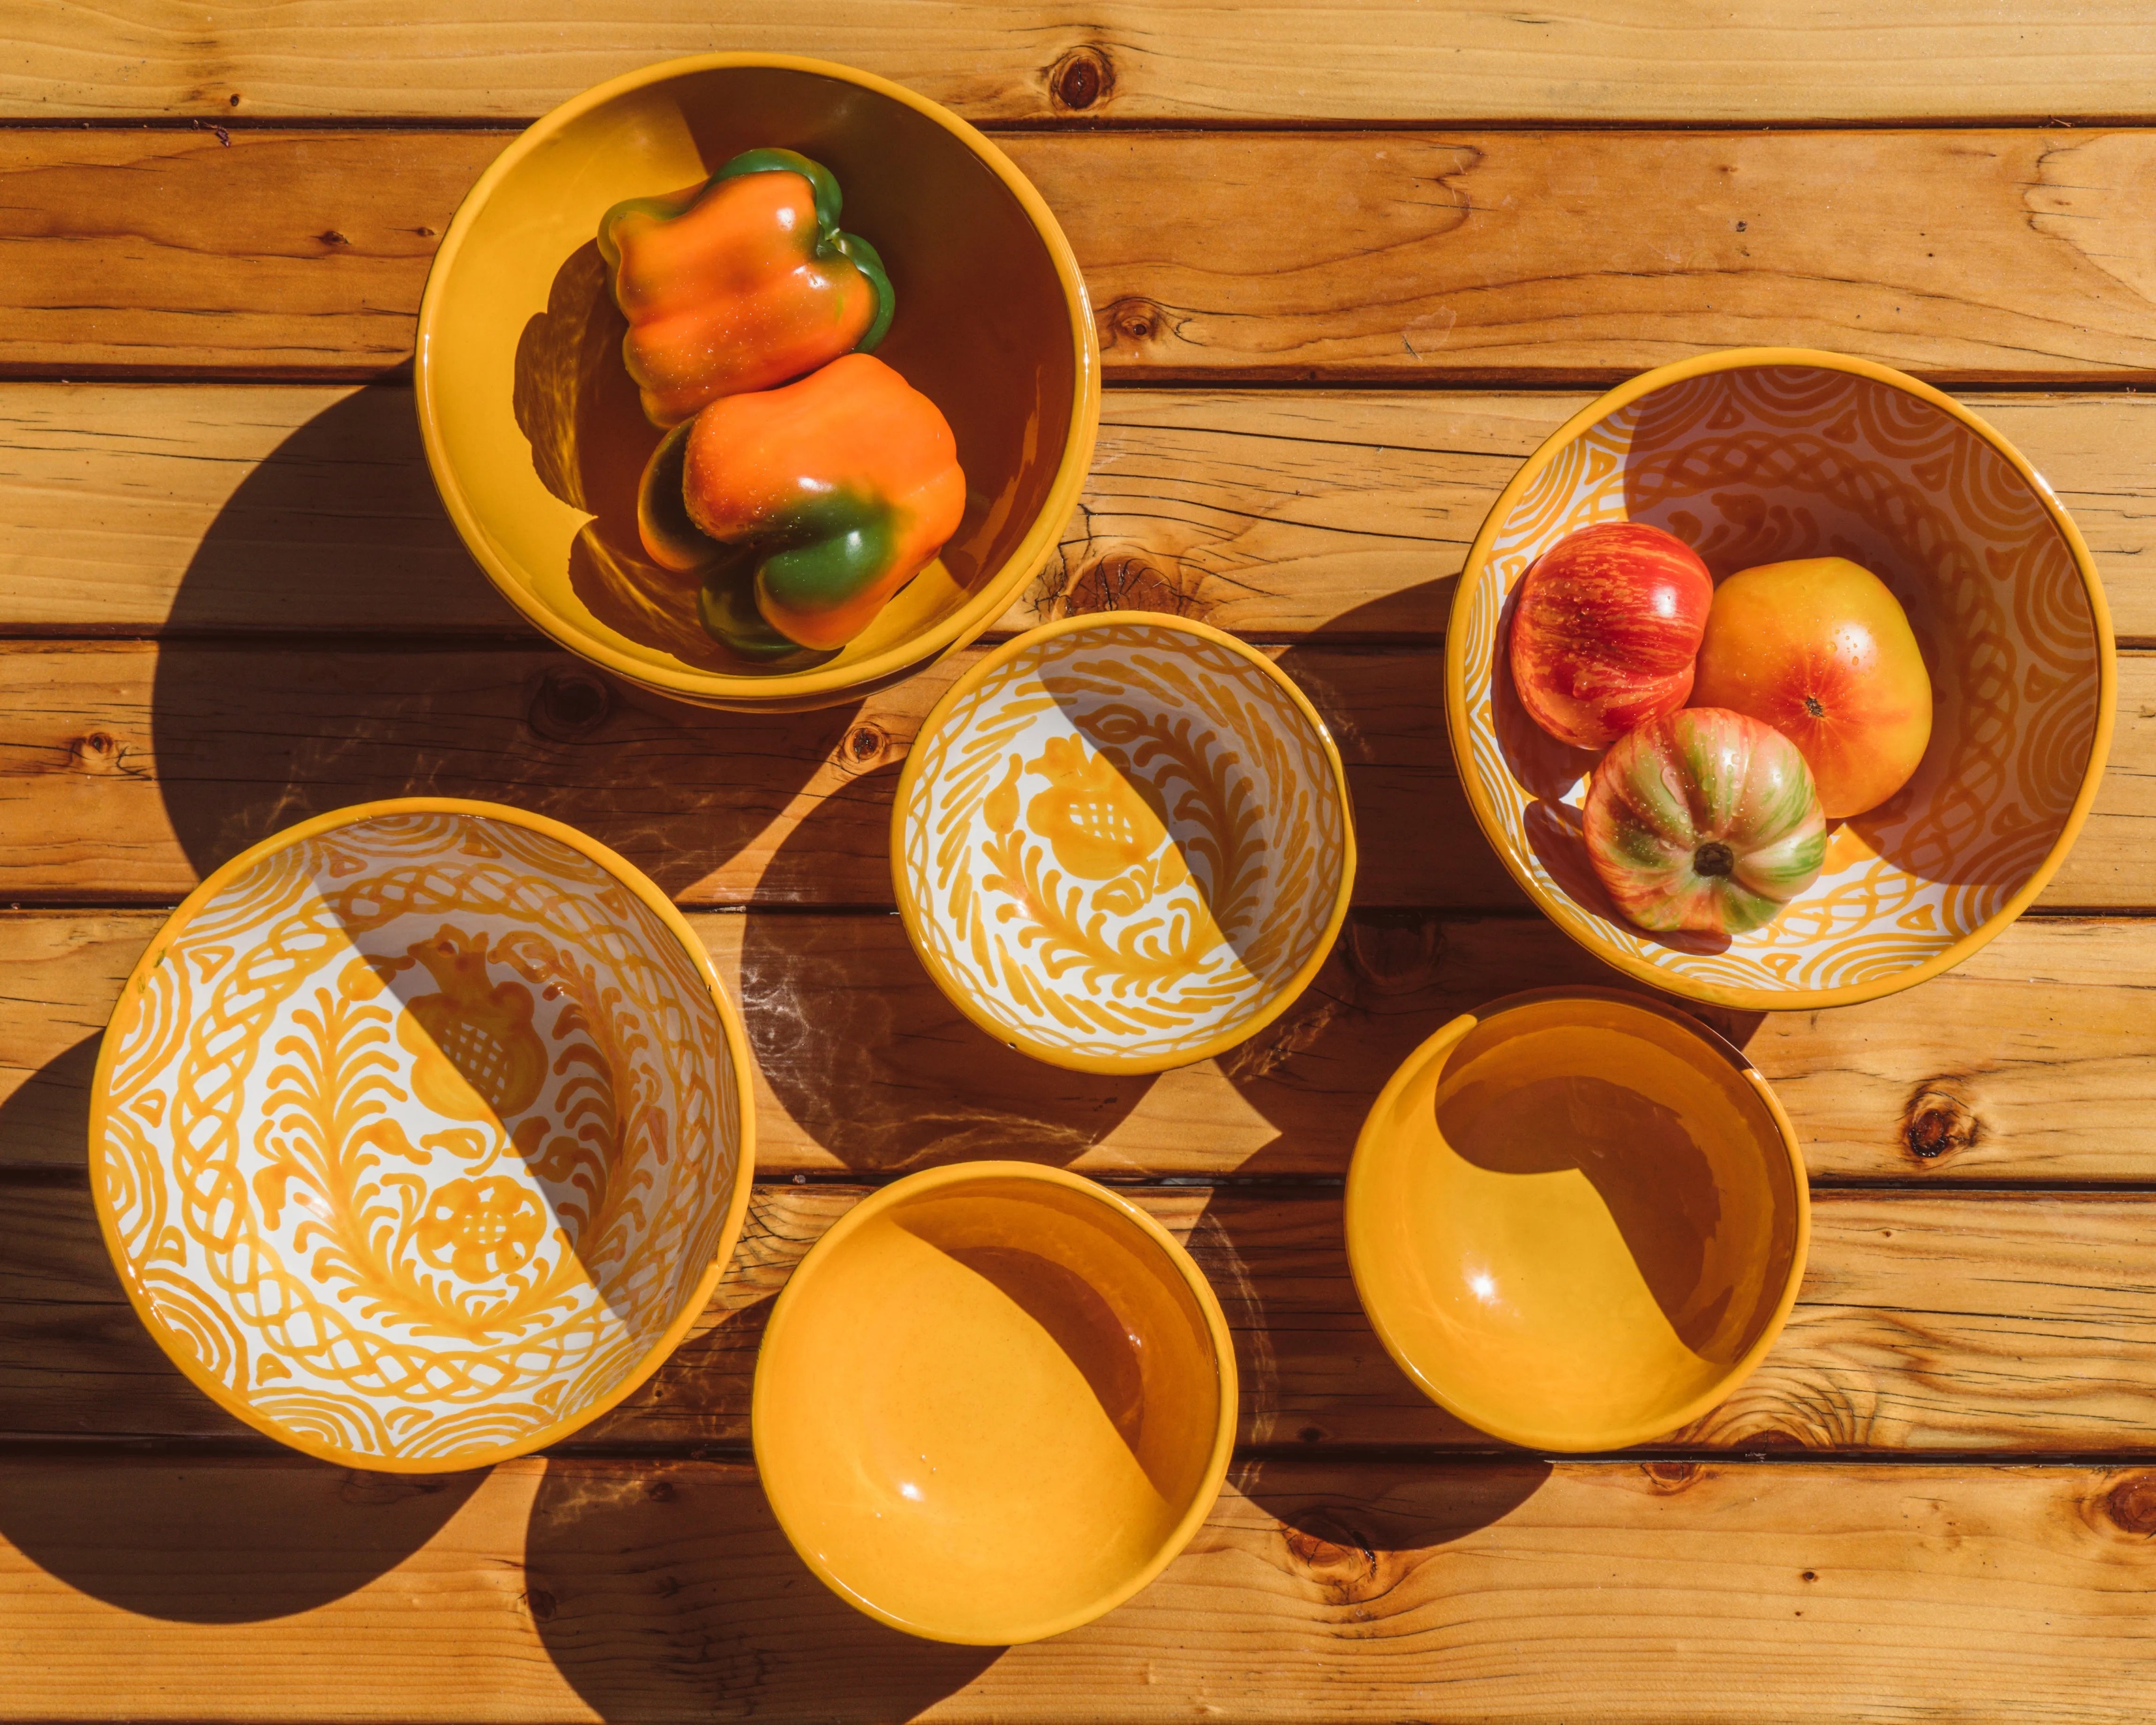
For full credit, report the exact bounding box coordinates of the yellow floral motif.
[392,926,548,1125]
[417,1177,549,1280]
[1025,734,1179,881]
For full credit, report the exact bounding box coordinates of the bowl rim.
[749,1158,1239,1645]
[1343,985,1812,1454]
[890,609,1360,1074]
[85,795,759,1474]
[412,51,1102,705]
[1443,345,2118,1012]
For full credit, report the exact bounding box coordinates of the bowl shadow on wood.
[148,385,852,898]
[737,781,1155,1171]
[526,1459,1001,1720]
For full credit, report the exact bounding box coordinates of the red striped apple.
[1508,522,1714,750]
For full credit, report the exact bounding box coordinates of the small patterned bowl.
[90,798,754,1472]
[1447,348,2115,1011]
[893,613,1356,1074]
[1346,988,1808,1453]
[416,53,1098,712]
[754,1161,1236,1644]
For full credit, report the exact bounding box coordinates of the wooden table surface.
[5,4,2156,1719]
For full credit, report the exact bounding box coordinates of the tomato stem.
[1694,841,1735,878]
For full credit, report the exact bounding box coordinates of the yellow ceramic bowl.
[415,54,1099,712]
[893,612,1357,1074]
[89,798,754,1471]
[754,1162,1236,1644]
[1447,348,2115,1011]
[1346,988,1808,1453]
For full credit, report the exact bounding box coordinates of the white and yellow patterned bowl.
[89,798,754,1471]
[1448,348,2116,1012]
[894,613,1356,1074]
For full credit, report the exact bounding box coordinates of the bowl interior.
[425,61,1078,689]
[756,1170,1227,1644]
[1348,994,1803,1450]
[1455,362,2104,1001]
[897,619,1350,1070]
[93,808,746,1467]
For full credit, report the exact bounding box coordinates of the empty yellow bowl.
[893,612,1357,1074]
[1345,988,1807,1452]
[1447,347,2115,1010]
[90,798,754,1471]
[415,54,1099,711]
[754,1162,1236,1644]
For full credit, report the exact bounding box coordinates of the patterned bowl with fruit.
[1447,348,2115,1011]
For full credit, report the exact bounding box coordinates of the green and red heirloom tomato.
[599,148,895,428]
[1583,708,1827,936]
[637,352,967,656]
[1508,522,1715,750]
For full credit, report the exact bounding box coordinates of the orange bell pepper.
[636,352,966,656]
[598,148,894,428]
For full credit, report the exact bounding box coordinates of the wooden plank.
[11,127,2156,382]
[0,639,2144,911]
[11,1177,2156,1456]
[13,2,2156,124]
[0,1453,2149,1721]
[5,910,2152,1183]
[8,383,2156,643]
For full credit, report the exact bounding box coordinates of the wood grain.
[13,1,2156,123]
[6,910,2153,1183]
[0,638,2142,911]
[0,1453,2150,1721]
[12,127,2156,381]
[8,383,2156,643]
[12,1175,2156,1456]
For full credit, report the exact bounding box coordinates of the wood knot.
[523,1589,558,1621]
[643,1479,676,1503]
[1641,1461,1701,1494]
[70,730,141,776]
[2103,1472,2156,1537]
[1903,1079,1981,1164]
[1099,296,1170,348]
[837,722,890,773]
[1282,1513,1384,1601]
[1064,555,1194,618]
[318,229,350,246]
[526,665,614,743]
[1343,912,1443,997]
[1048,44,1114,113]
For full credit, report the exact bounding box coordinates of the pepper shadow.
[526,1459,1001,1721]
[148,384,857,901]
[737,775,1154,1172]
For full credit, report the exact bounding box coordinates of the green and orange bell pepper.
[598,148,895,428]
[637,352,967,657]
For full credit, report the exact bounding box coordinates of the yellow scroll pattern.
[903,625,1345,1060]
[97,812,742,1463]
[1457,365,2103,997]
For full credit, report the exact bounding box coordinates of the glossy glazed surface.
[753,1163,1236,1644]
[1449,349,2113,1010]
[89,800,754,1471]
[893,614,1356,1074]
[1346,990,1808,1452]
[1693,556,1935,821]
[416,55,1098,710]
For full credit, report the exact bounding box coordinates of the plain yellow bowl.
[415,54,1099,711]
[1447,347,2115,1011]
[89,798,755,1472]
[893,612,1357,1074]
[1345,988,1807,1453]
[754,1162,1236,1644]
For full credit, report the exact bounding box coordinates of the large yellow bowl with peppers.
[416,55,1100,712]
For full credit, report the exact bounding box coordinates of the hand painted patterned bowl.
[416,53,1098,712]
[89,798,754,1471]
[893,612,1357,1074]
[1448,348,2115,1011]
[1346,988,1808,1453]
[754,1162,1236,1644]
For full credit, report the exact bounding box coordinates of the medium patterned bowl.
[1448,348,2115,1011]
[1346,989,1808,1452]
[893,613,1356,1074]
[89,799,754,1471]
[754,1162,1236,1644]
[416,53,1098,712]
